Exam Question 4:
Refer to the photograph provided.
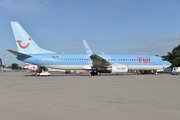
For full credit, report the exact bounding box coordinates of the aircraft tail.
[0,58,2,66]
[10,21,55,54]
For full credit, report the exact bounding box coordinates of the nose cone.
[167,61,171,66]
[165,61,172,67]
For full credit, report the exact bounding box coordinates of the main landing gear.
[90,71,101,76]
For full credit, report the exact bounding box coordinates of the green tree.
[11,63,19,70]
[171,57,180,67]
[162,45,180,67]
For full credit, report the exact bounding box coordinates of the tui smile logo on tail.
[17,38,31,49]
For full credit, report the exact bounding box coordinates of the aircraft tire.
[96,72,101,76]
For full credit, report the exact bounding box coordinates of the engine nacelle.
[109,64,128,73]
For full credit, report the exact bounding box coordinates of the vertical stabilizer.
[11,21,55,54]
[0,58,2,67]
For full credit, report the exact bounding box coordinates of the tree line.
[162,44,180,67]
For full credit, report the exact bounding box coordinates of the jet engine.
[108,64,128,73]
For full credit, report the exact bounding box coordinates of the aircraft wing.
[90,54,111,67]
[82,40,111,67]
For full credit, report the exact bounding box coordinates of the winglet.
[82,39,111,66]
[82,39,93,54]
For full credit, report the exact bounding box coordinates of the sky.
[0,0,180,65]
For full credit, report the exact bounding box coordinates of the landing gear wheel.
[96,71,101,76]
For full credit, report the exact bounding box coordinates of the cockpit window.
[161,59,165,61]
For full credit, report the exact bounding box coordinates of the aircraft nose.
[166,61,172,67]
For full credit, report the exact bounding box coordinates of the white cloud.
[128,33,180,55]
[0,0,50,14]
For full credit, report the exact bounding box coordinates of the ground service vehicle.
[172,67,180,75]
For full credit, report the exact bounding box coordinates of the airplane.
[0,58,2,67]
[24,62,37,72]
[8,21,171,76]
[0,58,13,72]
[24,62,71,74]
[82,39,171,74]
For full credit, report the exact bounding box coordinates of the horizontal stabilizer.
[7,49,31,58]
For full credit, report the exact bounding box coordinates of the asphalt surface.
[0,72,180,120]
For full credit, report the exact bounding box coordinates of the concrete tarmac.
[0,72,180,120]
